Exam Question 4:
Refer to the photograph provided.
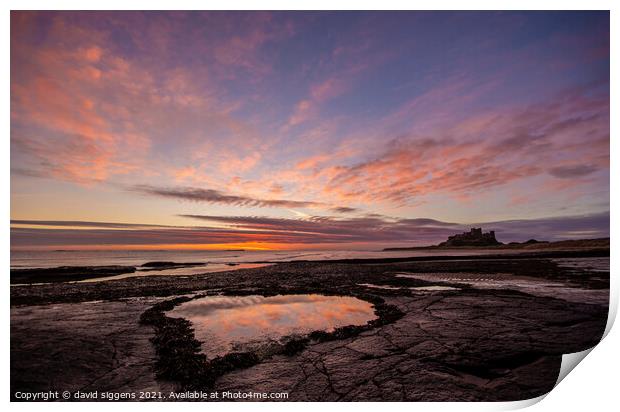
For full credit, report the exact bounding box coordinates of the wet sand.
[10,249,609,401]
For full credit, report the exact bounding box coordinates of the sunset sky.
[10,11,610,250]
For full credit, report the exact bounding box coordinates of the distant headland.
[383,227,609,251]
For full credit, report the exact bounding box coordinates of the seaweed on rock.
[139,291,404,390]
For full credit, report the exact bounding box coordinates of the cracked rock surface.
[214,291,605,401]
[11,255,608,401]
[11,298,176,399]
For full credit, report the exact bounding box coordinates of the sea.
[10,248,534,269]
[10,249,609,283]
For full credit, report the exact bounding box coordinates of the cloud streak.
[131,184,326,209]
[10,211,610,249]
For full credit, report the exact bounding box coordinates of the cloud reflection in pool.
[167,294,377,359]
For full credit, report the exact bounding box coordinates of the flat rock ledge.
[11,257,608,401]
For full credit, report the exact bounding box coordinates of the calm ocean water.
[10,249,609,283]
[10,248,523,269]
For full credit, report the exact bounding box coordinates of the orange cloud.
[84,46,103,62]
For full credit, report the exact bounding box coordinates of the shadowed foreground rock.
[10,253,608,401]
[214,291,604,401]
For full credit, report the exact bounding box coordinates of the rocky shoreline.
[10,249,609,401]
[10,262,209,284]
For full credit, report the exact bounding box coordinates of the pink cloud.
[84,46,103,62]
[11,12,266,186]
[316,87,608,206]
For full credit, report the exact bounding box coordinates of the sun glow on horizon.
[9,242,342,252]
